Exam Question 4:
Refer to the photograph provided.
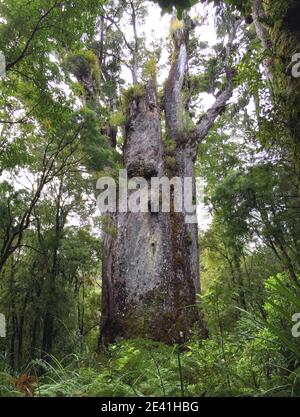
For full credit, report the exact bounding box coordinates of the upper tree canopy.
[151,0,252,17]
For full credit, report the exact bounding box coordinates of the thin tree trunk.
[41,180,64,356]
[17,290,29,368]
[251,0,272,81]
[7,257,17,370]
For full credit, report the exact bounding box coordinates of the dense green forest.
[0,0,300,397]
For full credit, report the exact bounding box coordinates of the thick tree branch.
[189,14,243,145]
[164,18,192,139]
[191,68,235,143]
[129,0,139,84]
[165,16,237,146]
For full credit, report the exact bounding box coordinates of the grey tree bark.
[100,18,236,344]
[100,80,201,344]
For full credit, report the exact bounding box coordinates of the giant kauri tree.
[99,5,242,344]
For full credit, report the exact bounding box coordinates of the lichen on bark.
[100,79,201,345]
[100,15,237,345]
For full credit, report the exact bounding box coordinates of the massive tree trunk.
[100,17,236,344]
[100,80,201,344]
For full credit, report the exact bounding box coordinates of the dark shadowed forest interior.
[0,0,300,398]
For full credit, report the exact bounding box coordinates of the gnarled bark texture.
[100,18,236,345]
[100,80,200,344]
